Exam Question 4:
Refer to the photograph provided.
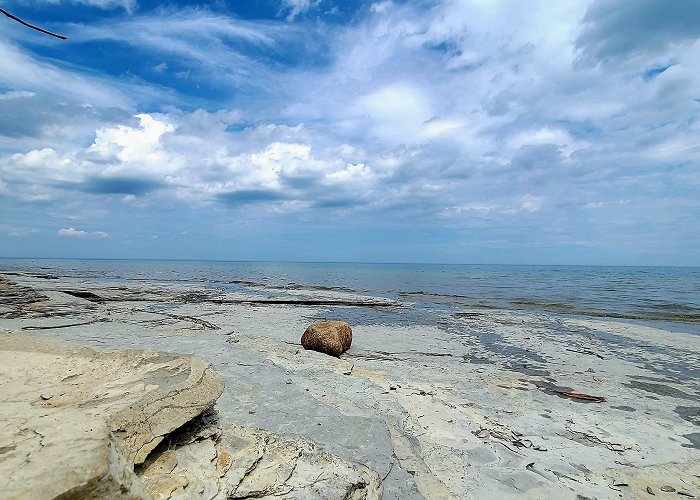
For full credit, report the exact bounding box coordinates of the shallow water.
[2,258,699,332]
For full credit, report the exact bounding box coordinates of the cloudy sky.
[0,0,698,265]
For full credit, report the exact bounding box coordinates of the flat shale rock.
[138,409,382,500]
[0,277,51,318]
[0,332,224,499]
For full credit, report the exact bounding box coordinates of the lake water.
[1,259,699,332]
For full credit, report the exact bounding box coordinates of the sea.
[1,259,699,335]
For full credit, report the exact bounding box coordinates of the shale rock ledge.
[0,332,225,499]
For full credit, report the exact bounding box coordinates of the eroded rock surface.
[0,277,50,318]
[139,409,382,499]
[3,272,700,499]
[0,333,224,499]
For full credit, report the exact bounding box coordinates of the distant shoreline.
[3,259,700,335]
[1,255,699,269]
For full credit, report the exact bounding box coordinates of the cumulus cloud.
[0,111,382,210]
[58,227,109,238]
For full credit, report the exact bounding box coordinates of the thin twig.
[0,8,67,40]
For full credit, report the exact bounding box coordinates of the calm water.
[2,259,699,331]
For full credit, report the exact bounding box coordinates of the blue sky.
[0,0,698,265]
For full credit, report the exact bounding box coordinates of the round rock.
[301,320,352,357]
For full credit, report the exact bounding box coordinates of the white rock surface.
[2,273,700,499]
[139,409,382,499]
[0,332,224,499]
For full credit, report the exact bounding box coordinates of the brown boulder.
[301,320,352,357]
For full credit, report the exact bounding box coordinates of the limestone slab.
[0,333,224,499]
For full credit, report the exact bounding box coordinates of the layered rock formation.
[139,409,381,499]
[4,272,700,498]
[0,332,224,498]
[0,332,382,499]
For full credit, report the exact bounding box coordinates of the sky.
[0,0,698,265]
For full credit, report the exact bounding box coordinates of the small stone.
[389,386,397,390]
[646,486,654,495]
[660,486,676,492]
[285,379,292,384]
[40,393,53,400]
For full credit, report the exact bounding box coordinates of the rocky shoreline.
[1,272,699,499]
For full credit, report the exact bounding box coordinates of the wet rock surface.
[0,277,50,318]
[1,272,699,499]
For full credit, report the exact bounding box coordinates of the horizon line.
[0,256,698,269]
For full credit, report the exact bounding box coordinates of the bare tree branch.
[0,7,67,40]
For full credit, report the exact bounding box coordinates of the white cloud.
[88,113,175,166]
[520,195,544,213]
[1,1,699,263]
[356,83,433,143]
[0,40,131,109]
[67,9,289,92]
[280,0,317,20]
[0,111,383,210]
[0,90,35,100]
[36,0,136,13]
[370,1,393,14]
[79,0,136,13]
[58,227,109,238]
[507,128,575,150]
[0,223,37,237]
